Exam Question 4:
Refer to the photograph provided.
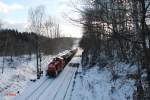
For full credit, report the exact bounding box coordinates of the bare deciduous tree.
[0,19,3,30]
[28,5,45,79]
[44,16,55,38]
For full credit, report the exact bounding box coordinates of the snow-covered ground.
[0,55,36,100]
[71,63,137,100]
[0,50,71,100]
[0,48,137,100]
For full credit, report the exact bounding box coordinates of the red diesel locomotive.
[47,57,65,76]
[46,49,77,77]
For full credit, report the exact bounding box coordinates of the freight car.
[46,49,77,77]
[61,48,77,65]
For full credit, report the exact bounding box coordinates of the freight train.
[46,48,77,77]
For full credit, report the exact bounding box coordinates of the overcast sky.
[0,0,82,37]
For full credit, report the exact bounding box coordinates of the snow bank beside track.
[71,62,137,100]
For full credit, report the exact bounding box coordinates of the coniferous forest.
[0,29,74,56]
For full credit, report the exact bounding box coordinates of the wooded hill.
[0,29,74,56]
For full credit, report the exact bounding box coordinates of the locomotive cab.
[47,57,65,77]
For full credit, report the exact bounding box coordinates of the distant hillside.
[0,29,74,56]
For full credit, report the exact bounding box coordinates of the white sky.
[0,0,82,38]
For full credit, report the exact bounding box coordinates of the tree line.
[78,0,150,99]
[0,29,74,56]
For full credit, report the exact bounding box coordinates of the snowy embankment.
[71,62,137,100]
[0,56,37,100]
[0,50,70,100]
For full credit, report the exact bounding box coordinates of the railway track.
[61,67,78,100]
[37,66,71,100]
[52,67,77,100]
[37,57,80,100]
[21,64,71,100]
[14,56,71,100]
[27,56,77,100]
[14,50,81,100]
[25,78,51,100]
